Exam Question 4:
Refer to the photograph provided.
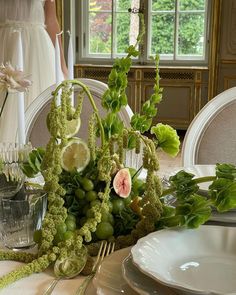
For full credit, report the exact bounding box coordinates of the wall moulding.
[226,0,236,55]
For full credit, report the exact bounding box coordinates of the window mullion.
[112,0,116,59]
[85,1,89,56]
[174,0,179,61]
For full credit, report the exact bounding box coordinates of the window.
[77,0,210,65]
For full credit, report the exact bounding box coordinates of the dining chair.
[24,78,133,148]
[181,87,236,166]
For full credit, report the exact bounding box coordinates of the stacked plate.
[93,225,236,295]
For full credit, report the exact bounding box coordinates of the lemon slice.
[61,138,90,172]
[47,109,81,139]
[64,117,81,138]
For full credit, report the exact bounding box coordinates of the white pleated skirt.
[0,22,56,142]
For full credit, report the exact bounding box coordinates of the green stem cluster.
[53,80,105,148]
[162,176,216,197]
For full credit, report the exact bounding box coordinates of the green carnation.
[151,123,180,157]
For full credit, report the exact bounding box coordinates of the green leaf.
[20,162,36,178]
[179,194,211,228]
[126,45,139,57]
[150,93,162,104]
[161,205,176,217]
[120,93,127,106]
[131,114,152,133]
[127,134,137,149]
[211,181,236,212]
[102,113,124,140]
[157,215,185,228]
[215,163,236,180]
[151,123,180,157]
[169,170,199,200]
[108,69,118,89]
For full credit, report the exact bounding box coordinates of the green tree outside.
[88,0,206,58]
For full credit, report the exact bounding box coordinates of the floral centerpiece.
[1,19,236,290]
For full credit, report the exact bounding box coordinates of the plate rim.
[131,225,236,295]
[122,253,178,295]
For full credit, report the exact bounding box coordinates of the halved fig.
[113,168,132,198]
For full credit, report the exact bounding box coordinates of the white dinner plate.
[122,254,177,295]
[131,225,236,295]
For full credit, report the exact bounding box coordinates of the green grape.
[85,190,98,202]
[66,214,77,223]
[33,229,42,244]
[82,204,90,215]
[124,196,132,205]
[112,199,125,214]
[132,179,145,195]
[56,223,67,235]
[63,231,74,241]
[101,211,114,225]
[95,222,114,240]
[53,232,63,245]
[108,201,113,213]
[90,200,101,207]
[65,219,76,231]
[86,208,94,218]
[129,168,137,179]
[75,188,86,199]
[80,177,94,191]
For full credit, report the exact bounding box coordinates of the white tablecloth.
[0,260,96,295]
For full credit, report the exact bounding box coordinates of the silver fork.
[75,240,115,295]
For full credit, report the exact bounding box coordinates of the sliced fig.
[113,168,132,198]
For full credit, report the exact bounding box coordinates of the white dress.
[0,0,56,142]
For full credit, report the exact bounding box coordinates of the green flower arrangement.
[0,26,181,288]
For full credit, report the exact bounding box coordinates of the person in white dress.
[0,0,67,142]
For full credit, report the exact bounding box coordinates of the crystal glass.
[0,142,32,198]
[0,190,47,249]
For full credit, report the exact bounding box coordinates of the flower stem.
[0,92,8,119]
[161,176,217,197]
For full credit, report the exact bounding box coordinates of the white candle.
[55,32,63,86]
[55,32,63,106]
[16,30,26,145]
[67,31,74,106]
[67,31,74,80]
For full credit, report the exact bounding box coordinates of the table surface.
[1,164,235,294]
[0,260,96,295]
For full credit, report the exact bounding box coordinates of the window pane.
[151,13,175,55]
[89,0,112,11]
[178,13,205,56]
[89,12,111,54]
[152,0,175,11]
[116,12,139,54]
[117,0,132,11]
[116,13,130,53]
[179,0,205,11]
